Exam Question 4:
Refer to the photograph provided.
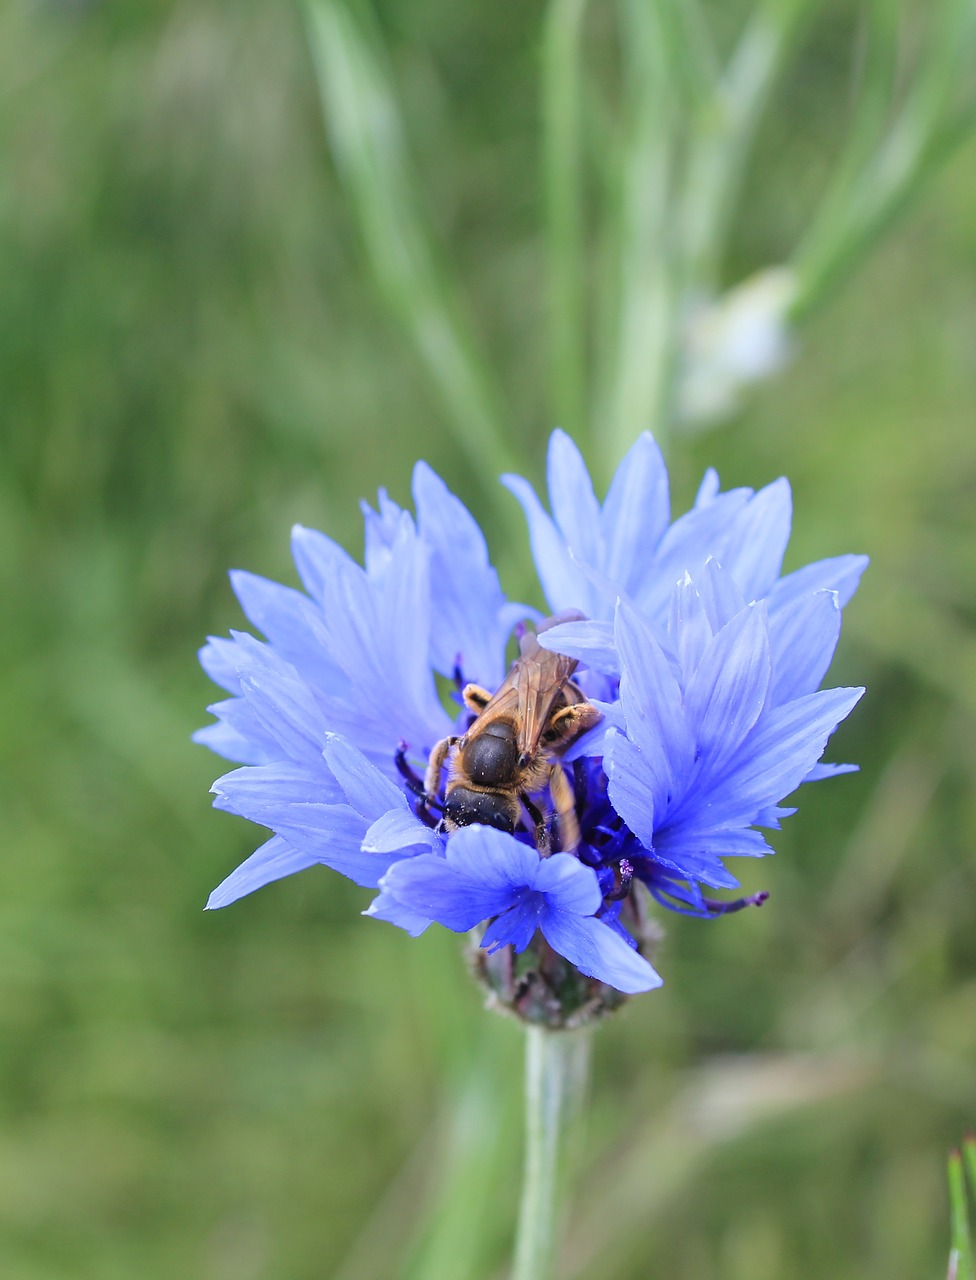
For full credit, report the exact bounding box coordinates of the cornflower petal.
[207,837,319,910]
[539,911,662,994]
[614,600,694,815]
[198,635,247,694]
[673,685,865,830]
[715,478,792,601]
[364,890,433,937]
[536,617,618,675]
[361,487,405,574]
[212,761,343,815]
[600,433,670,591]
[229,569,347,693]
[193,709,276,766]
[767,589,842,704]
[413,460,526,689]
[546,429,604,567]
[683,603,770,779]
[322,735,407,819]
[501,471,592,615]
[767,553,869,615]
[379,852,522,931]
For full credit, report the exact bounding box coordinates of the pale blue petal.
[414,460,514,689]
[601,433,670,590]
[684,604,770,779]
[238,668,330,765]
[615,600,694,814]
[445,824,539,892]
[767,589,841,704]
[193,715,275,766]
[537,618,618,675]
[314,519,451,756]
[679,686,866,828]
[654,824,773,864]
[244,800,400,888]
[546,429,603,566]
[290,523,358,604]
[229,570,346,693]
[322,734,408,818]
[206,836,318,909]
[534,853,603,915]
[364,888,432,936]
[717,478,792,601]
[200,685,287,760]
[362,807,436,853]
[754,804,796,828]
[638,489,753,620]
[540,911,662,993]
[668,573,713,683]
[804,761,859,782]
[695,557,748,633]
[695,467,721,506]
[501,472,591,614]
[379,851,521,931]
[199,636,245,694]
[360,488,406,575]
[767,554,869,616]
[212,761,343,817]
[604,730,656,851]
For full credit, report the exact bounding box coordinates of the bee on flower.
[196,431,865,1026]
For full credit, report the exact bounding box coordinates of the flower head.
[197,431,865,1025]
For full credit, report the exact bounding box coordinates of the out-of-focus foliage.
[1,1,974,1278]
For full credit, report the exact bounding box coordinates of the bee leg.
[547,701,604,751]
[523,795,551,855]
[423,736,457,805]
[461,684,493,715]
[549,764,581,853]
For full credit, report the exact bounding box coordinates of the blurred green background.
[2,1,975,1277]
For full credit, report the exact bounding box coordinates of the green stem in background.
[680,0,803,292]
[303,0,519,495]
[593,0,676,482]
[542,0,589,440]
[948,1138,976,1280]
[791,0,976,324]
[512,1026,590,1280]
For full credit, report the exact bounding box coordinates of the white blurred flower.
[678,267,797,427]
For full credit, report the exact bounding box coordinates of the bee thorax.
[461,723,519,786]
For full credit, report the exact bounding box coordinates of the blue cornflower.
[197,431,865,1023]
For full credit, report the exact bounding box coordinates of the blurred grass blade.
[681,0,805,290]
[948,1142,975,1280]
[593,0,677,475]
[401,1061,521,1280]
[542,0,589,437]
[303,0,516,480]
[792,0,976,321]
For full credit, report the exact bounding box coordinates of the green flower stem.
[512,1025,590,1280]
[543,0,589,439]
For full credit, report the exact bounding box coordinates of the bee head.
[443,786,518,834]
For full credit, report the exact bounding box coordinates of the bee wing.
[512,631,579,757]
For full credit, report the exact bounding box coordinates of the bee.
[423,612,602,853]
